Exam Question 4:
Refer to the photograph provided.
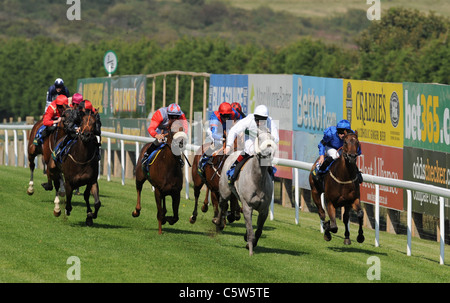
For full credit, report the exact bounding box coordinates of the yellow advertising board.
[343,80,403,148]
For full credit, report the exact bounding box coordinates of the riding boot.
[319,156,333,172]
[198,153,210,176]
[227,153,249,185]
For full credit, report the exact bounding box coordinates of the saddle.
[33,125,47,145]
[141,143,166,175]
[226,155,254,181]
[52,137,77,163]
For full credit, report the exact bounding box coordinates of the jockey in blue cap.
[311,119,362,184]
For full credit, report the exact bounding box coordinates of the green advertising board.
[403,82,450,219]
[77,75,147,119]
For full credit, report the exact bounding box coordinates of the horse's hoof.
[132,210,140,218]
[357,235,365,243]
[41,182,53,191]
[189,216,196,224]
[53,210,61,217]
[201,204,208,213]
[27,189,34,196]
[344,238,352,245]
[324,232,332,241]
[227,213,236,224]
[65,209,71,216]
[86,213,94,226]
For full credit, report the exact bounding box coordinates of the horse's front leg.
[84,184,95,227]
[53,176,65,217]
[190,183,202,224]
[343,205,351,245]
[212,196,228,231]
[154,189,164,234]
[167,191,180,225]
[132,171,146,218]
[253,208,269,250]
[352,198,365,243]
[90,182,101,219]
[242,203,255,256]
[27,154,36,195]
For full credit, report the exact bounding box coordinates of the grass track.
[0,166,448,283]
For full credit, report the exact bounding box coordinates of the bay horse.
[27,107,67,197]
[215,129,278,256]
[59,111,102,226]
[190,142,241,224]
[309,132,364,245]
[132,120,188,234]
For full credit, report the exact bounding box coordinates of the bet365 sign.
[404,82,450,153]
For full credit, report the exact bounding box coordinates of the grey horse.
[214,130,277,256]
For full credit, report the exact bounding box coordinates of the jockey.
[46,78,70,112]
[144,103,188,165]
[311,119,362,184]
[34,94,68,145]
[80,100,96,113]
[231,102,246,118]
[53,93,84,160]
[198,102,243,175]
[70,93,83,109]
[224,104,279,185]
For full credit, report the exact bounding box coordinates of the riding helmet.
[218,102,233,115]
[167,103,182,116]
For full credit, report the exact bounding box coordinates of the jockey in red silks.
[145,103,188,160]
[34,94,68,146]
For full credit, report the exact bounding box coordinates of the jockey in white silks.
[224,105,279,185]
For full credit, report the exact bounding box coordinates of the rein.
[68,112,98,165]
[68,149,98,165]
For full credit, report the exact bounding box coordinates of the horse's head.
[79,111,98,143]
[254,127,277,164]
[342,133,360,165]
[167,119,188,156]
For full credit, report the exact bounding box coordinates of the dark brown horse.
[59,111,101,226]
[132,120,188,234]
[190,142,241,224]
[27,108,67,197]
[309,133,364,245]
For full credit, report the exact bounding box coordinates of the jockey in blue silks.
[311,119,362,184]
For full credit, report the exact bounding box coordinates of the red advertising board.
[357,142,404,210]
[275,130,293,180]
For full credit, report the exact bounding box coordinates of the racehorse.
[190,142,241,224]
[132,120,188,234]
[309,132,364,245]
[215,128,278,256]
[59,111,102,226]
[26,108,67,197]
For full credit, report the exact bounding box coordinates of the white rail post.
[375,184,380,247]
[135,142,139,165]
[294,168,299,225]
[407,189,412,256]
[439,197,445,265]
[120,139,125,185]
[107,137,111,182]
[13,129,18,167]
[270,180,274,221]
[23,130,28,168]
[4,130,8,166]
[184,149,189,199]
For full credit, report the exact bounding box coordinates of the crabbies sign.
[345,80,404,210]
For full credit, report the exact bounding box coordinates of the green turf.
[0,166,448,283]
